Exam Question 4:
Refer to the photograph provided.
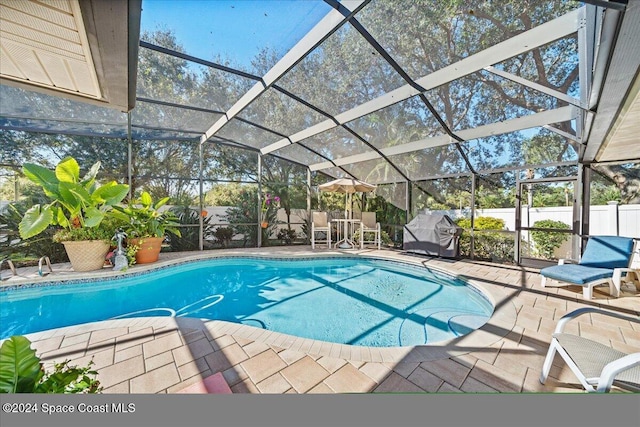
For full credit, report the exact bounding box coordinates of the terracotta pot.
[129,236,164,264]
[62,240,110,272]
[261,221,268,229]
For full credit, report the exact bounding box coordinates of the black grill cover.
[403,213,463,257]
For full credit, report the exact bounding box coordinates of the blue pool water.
[0,257,493,347]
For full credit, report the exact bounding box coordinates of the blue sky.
[140,0,331,69]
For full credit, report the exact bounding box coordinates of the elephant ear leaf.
[55,157,80,183]
[140,191,153,208]
[22,163,58,198]
[83,207,105,228]
[0,336,43,393]
[81,161,101,185]
[18,204,53,239]
[154,196,170,210]
[93,182,129,206]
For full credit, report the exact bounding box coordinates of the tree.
[204,183,248,206]
[592,164,640,204]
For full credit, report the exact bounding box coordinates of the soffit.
[596,73,640,163]
[0,0,139,112]
[583,0,640,164]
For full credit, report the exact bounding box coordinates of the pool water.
[0,257,493,347]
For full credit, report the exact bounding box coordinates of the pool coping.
[4,249,518,363]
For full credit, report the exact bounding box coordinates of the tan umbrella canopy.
[318,178,376,219]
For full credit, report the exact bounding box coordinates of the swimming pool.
[0,257,493,347]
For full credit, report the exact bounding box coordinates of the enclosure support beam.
[257,153,263,248]
[127,112,133,200]
[405,180,411,223]
[307,168,312,243]
[573,163,585,259]
[515,172,522,265]
[199,142,204,251]
[484,66,586,109]
[470,174,477,261]
[580,165,592,253]
[576,5,597,142]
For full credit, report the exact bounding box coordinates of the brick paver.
[130,363,180,393]
[241,349,287,384]
[280,356,330,393]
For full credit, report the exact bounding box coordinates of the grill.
[403,213,463,258]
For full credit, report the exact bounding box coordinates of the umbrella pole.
[344,193,348,219]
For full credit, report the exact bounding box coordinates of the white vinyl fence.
[431,202,639,260]
[430,202,639,238]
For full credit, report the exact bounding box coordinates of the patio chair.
[540,307,640,393]
[311,212,331,249]
[359,212,381,250]
[539,235,637,300]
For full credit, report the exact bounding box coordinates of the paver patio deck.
[2,247,638,394]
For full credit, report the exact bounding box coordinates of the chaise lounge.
[539,235,638,300]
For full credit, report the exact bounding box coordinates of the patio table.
[333,218,361,249]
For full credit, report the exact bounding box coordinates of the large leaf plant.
[18,157,129,241]
[0,336,101,394]
[112,191,181,239]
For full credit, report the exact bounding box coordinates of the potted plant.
[113,191,181,264]
[18,157,129,272]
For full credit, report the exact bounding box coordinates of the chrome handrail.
[1,259,17,281]
[38,256,53,277]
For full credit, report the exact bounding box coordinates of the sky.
[140,0,331,69]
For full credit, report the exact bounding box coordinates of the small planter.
[129,237,164,264]
[261,221,269,229]
[62,240,110,272]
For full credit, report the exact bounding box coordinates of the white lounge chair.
[540,235,638,299]
[540,307,640,392]
[311,212,331,249]
[359,212,381,250]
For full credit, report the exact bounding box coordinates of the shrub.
[276,228,297,244]
[213,226,234,248]
[456,216,505,230]
[456,216,513,262]
[52,217,122,243]
[531,219,570,259]
[458,231,515,261]
[224,189,277,246]
[167,206,214,251]
[352,229,393,246]
[0,336,101,394]
[0,203,67,264]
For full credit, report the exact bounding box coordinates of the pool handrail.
[38,256,53,277]
[1,258,17,281]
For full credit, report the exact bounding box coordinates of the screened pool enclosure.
[1,0,638,266]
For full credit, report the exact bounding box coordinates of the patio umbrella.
[318,178,376,219]
[319,178,376,249]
